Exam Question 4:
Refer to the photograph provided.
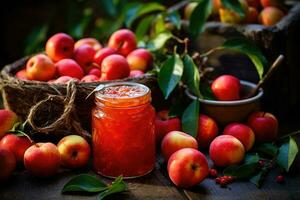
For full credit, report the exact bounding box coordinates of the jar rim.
[94,82,151,107]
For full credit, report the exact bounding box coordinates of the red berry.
[225,176,234,183]
[209,169,218,177]
[258,160,265,167]
[215,177,221,184]
[220,177,228,187]
[276,175,285,183]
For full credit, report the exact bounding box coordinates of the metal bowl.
[185,80,264,126]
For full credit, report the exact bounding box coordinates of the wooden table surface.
[1,120,300,200]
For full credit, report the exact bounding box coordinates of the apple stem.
[243,54,285,99]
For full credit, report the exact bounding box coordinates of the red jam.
[92,82,155,178]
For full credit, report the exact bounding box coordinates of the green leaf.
[244,153,260,164]
[158,53,184,99]
[62,174,107,193]
[254,143,278,157]
[221,0,245,18]
[154,14,166,35]
[199,84,215,100]
[223,165,239,176]
[8,130,27,137]
[220,38,267,79]
[276,137,299,172]
[169,98,185,118]
[135,15,155,41]
[189,0,212,38]
[250,171,264,188]
[124,3,142,28]
[126,2,165,28]
[70,8,93,39]
[182,100,200,138]
[97,176,127,200]
[224,163,259,179]
[24,24,48,55]
[224,155,260,179]
[147,31,173,51]
[97,0,117,17]
[182,55,201,97]
[167,11,181,30]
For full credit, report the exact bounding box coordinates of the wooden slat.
[0,165,186,200]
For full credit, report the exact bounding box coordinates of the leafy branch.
[223,136,299,188]
[62,174,127,200]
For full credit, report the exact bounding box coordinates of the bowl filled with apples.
[185,74,264,126]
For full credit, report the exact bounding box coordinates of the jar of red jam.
[92,82,155,178]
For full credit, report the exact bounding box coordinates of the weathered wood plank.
[0,164,186,200]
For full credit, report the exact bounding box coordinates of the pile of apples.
[155,75,278,188]
[185,0,286,26]
[0,109,91,181]
[15,29,153,83]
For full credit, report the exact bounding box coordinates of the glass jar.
[92,82,155,178]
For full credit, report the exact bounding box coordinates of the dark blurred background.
[0,0,178,67]
[1,0,300,122]
[0,0,64,67]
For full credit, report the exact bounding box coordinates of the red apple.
[45,33,74,62]
[244,6,259,23]
[57,135,91,168]
[155,110,181,144]
[51,76,79,84]
[0,148,16,181]
[197,114,219,148]
[126,48,153,72]
[0,109,18,139]
[94,47,117,67]
[223,123,255,151]
[161,131,198,161]
[211,75,241,101]
[212,0,222,15]
[0,134,32,163]
[16,69,28,80]
[258,7,284,26]
[108,29,137,56]
[88,68,101,78]
[74,44,97,73]
[246,0,261,10]
[247,111,278,142]
[129,70,144,78]
[100,55,130,80]
[81,75,99,82]
[209,135,245,167]
[219,0,249,24]
[26,54,56,81]
[260,0,281,8]
[24,142,61,177]
[55,59,84,79]
[75,38,102,51]
[167,148,209,188]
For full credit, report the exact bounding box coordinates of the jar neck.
[94,82,151,108]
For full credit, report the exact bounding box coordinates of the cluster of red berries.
[209,168,235,187]
[215,176,235,187]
